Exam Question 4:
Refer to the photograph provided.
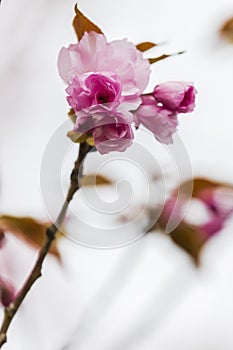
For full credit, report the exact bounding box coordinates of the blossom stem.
[0,142,92,348]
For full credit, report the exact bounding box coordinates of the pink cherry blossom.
[73,106,134,154]
[66,73,122,113]
[153,81,196,113]
[133,95,178,144]
[58,31,150,110]
[93,122,134,154]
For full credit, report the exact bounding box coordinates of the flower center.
[86,73,121,105]
[96,92,111,104]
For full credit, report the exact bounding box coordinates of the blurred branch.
[0,142,92,348]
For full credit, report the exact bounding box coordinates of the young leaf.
[86,136,95,147]
[0,216,61,259]
[170,223,206,265]
[220,16,233,43]
[67,130,93,144]
[179,177,233,198]
[157,209,206,265]
[80,174,112,187]
[149,51,185,64]
[136,42,157,52]
[68,108,76,124]
[73,3,103,41]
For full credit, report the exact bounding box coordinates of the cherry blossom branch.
[0,142,92,348]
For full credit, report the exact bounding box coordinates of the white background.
[1,0,233,349]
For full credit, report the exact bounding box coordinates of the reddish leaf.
[220,16,233,43]
[136,42,157,52]
[68,108,76,123]
[80,174,112,187]
[179,177,233,198]
[170,223,206,265]
[73,3,103,41]
[0,216,61,259]
[158,205,207,265]
[149,51,185,64]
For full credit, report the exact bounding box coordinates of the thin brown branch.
[0,142,92,348]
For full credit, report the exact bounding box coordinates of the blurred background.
[1,0,233,349]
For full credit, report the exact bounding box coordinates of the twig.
[0,142,92,348]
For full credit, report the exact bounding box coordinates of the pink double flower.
[134,81,196,144]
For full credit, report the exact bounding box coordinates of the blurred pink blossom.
[161,186,233,238]
[0,236,16,307]
[0,234,38,308]
[0,277,15,307]
[198,188,233,237]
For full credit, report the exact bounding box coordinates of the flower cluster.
[58,25,196,154]
[134,82,196,143]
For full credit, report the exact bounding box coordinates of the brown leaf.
[136,42,157,52]
[179,177,233,198]
[157,209,205,265]
[80,174,112,187]
[149,51,185,64]
[170,223,206,265]
[68,108,76,124]
[0,216,61,259]
[220,16,233,43]
[73,3,103,41]
[68,108,74,117]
